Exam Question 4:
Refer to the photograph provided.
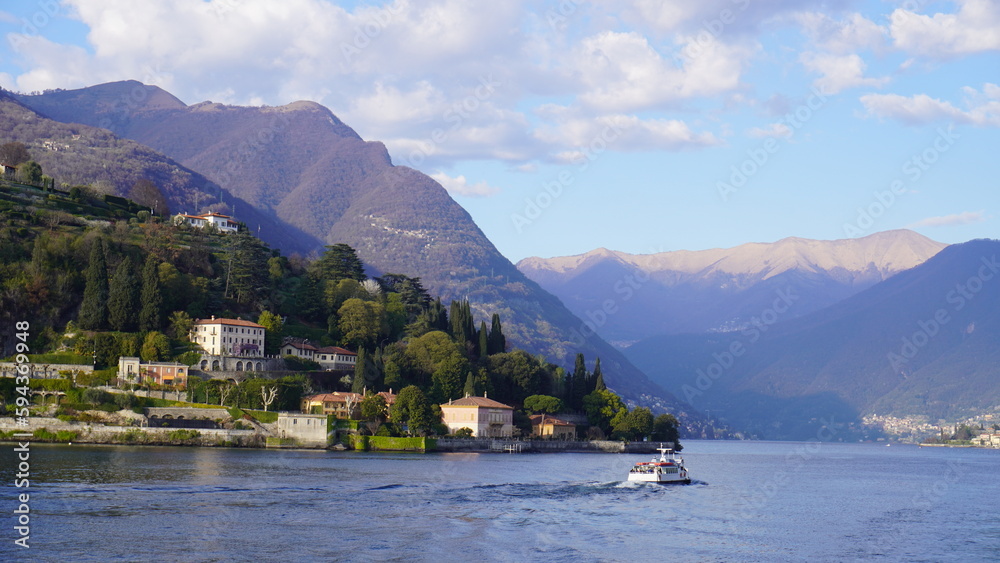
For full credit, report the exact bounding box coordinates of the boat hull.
[627,474,691,484]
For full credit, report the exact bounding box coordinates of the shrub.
[168,429,201,441]
[81,388,112,405]
[113,393,137,410]
[55,431,78,442]
[454,427,474,438]
[32,428,58,441]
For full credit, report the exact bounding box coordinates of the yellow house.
[440,396,514,437]
[529,414,577,440]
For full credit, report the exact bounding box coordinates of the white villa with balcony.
[190,316,266,356]
[174,211,239,233]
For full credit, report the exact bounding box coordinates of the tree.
[139,256,163,332]
[352,348,369,394]
[488,313,506,355]
[478,321,489,358]
[257,311,283,355]
[108,258,139,332]
[430,353,468,403]
[129,178,171,216]
[0,141,30,166]
[651,414,682,450]
[583,388,627,436]
[79,238,109,330]
[16,160,43,185]
[313,243,365,282]
[360,393,388,422]
[463,371,478,398]
[223,231,270,306]
[261,386,278,412]
[392,385,433,436]
[615,407,654,441]
[593,357,606,391]
[570,353,589,411]
[140,331,171,362]
[523,394,565,415]
[168,311,194,341]
[338,298,386,350]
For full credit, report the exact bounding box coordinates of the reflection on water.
[2,441,999,562]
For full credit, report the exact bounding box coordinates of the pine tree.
[593,357,606,391]
[139,256,162,332]
[488,313,506,355]
[108,258,139,332]
[478,321,489,358]
[79,238,109,330]
[314,243,366,282]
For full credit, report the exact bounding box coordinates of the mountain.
[0,88,322,254]
[625,239,1000,440]
[12,81,689,414]
[518,230,946,345]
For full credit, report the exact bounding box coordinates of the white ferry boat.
[627,445,691,484]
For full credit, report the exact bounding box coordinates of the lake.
[2,440,999,561]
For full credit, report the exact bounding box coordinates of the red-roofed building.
[529,414,577,440]
[440,396,514,437]
[315,346,357,370]
[281,341,318,360]
[190,316,266,356]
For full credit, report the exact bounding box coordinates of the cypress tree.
[478,321,489,358]
[352,348,368,394]
[593,357,606,391]
[314,243,365,282]
[463,371,477,397]
[79,238,109,330]
[572,353,588,411]
[488,313,506,355]
[108,258,139,332]
[139,256,162,332]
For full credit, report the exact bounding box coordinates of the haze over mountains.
[519,230,947,345]
[10,81,688,414]
[626,239,1000,440]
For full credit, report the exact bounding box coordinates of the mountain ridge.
[517,230,947,342]
[11,81,693,417]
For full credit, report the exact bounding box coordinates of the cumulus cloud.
[429,171,501,198]
[793,11,886,54]
[907,211,988,228]
[800,52,888,94]
[860,84,1000,127]
[890,0,1000,58]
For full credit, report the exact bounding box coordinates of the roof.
[529,414,575,426]
[316,346,356,356]
[304,392,362,404]
[443,396,513,409]
[193,317,265,329]
[202,212,233,219]
[284,342,318,351]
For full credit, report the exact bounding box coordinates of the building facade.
[190,316,266,356]
[440,396,514,438]
[315,346,357,370]
[118,357,189,387]
[173,211,239,233]
[529,414,577,440]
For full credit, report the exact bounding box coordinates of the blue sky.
[0,0,997,262]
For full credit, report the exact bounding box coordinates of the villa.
[439,396,514,438]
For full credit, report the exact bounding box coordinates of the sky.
[0,0,997,262]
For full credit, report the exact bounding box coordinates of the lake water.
[2,440,999,562]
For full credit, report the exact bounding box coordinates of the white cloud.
[537,112,719,162]
[907,211,988,228]
[793,12,886,54]
[860,84,1000,127]
[429,171,500,198]
[890,0,1000,58]
[567,31,753,113]
[800,52,888,94]
[747,122,792,139]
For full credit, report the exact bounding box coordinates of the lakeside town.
[0,178,682,453]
